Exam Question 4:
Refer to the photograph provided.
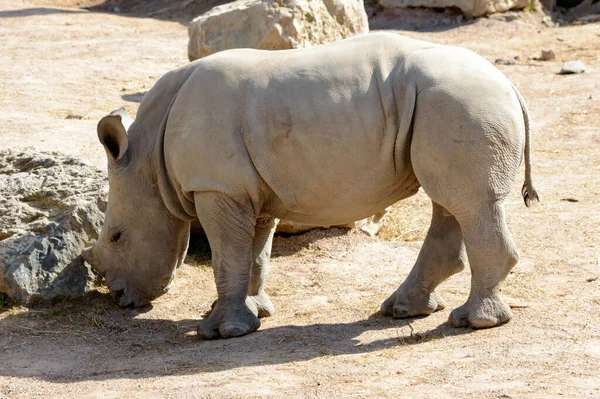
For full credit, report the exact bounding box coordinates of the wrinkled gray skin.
[82,33,538,339]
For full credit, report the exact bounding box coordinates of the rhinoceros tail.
[513,86,539,207]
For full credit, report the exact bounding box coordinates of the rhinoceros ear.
[97,113,129,162]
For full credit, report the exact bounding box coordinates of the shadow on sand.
[0,290,473,382]
[0,7,87,18]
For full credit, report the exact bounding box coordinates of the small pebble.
[495,58,517,65]
[491,13,518,22]
[540,49,556,61]
[559,61,585,74]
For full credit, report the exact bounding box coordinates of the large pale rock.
[276,207,391,236]
[379,0,528,16]
[188,0,369,61]
[0,150,107,303]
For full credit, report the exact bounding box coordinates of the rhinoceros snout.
[110,287,151,308]
[108,279,153,308]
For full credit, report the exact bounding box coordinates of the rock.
[559,61,585,75]
[542,15,557,28]
[188,0,369,61]
[540,49,556,61]
[576,14,600,24]
[276,207,390,236]
[0,149,107,304]
[379,0,528,17]
[495,57,517,65]
[490,11,519,22]
[533,49,556,61]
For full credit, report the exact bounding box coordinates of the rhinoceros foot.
[198,300,261,340]
[206,291,275,319]
[380,286,446,318]
[448,293,513,329]
[246,291,275,318]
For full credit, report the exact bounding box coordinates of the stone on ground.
[0,149,106,303]
[188,0,369,61]
[559,60,585,75]
[540,49,556,61]
[276,207,391,236]
[379,0,528,17]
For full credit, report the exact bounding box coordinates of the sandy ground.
[1,1,599,398]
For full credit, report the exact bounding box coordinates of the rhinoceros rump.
[82,33,538,339]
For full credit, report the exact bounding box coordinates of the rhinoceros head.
[82,110,190,307]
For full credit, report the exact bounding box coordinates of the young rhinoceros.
[82,32,538,340]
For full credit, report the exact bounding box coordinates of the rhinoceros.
[82,32,538,339]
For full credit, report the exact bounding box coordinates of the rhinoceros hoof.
[206,293,275,319]
[448,294,513,329]
[246,292,275,318]
[380,288,446,318]
[197,302,261,340]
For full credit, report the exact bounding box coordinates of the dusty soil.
[1,1,599,398]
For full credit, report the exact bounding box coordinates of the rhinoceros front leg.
[194,192,260,340]
[247,217,276,318]
[381,201,467,318]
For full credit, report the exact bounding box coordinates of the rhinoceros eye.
[110,231,122,243]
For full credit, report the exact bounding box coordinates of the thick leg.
[246,217,276,318]
[381,201,466,318]
[448,202,518,328]
[408,84,525,329]
[194,192,260,340]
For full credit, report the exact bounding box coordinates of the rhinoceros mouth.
[109,286,152,308]
[106,276,152,308]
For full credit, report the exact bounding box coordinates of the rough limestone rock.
[0,149,107,303]
[276,207,391,236]
[559,60,585,75]
[379,0,528,17]
[188,0,369,61]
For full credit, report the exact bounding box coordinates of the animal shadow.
[0,293,473,382]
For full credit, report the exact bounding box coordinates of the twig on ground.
[2,341,27,351]
[393,227,425,241]
[16,325,89,337]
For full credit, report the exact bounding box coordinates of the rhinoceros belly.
[242,65,419,226]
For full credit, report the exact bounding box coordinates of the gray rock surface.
[188,0,369,61]
[276,207,391,236]
[495,57,517,65]
[559,61,585,75]
[379,0,528,17]
[540,49,556,61]
[0,149,107,303]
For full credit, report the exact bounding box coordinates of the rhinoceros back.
[165,34,433,224]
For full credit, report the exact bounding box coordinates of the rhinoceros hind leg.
[381,201,466,318]
[194,192,261,340]
[447,202,518,329]
[448,292,512,329]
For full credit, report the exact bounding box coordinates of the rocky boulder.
[379,0,528,17]
[276,207,391,236]
[188,0,369,61]
[0,150,106,304]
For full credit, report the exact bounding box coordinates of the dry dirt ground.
[1,1,600,398]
